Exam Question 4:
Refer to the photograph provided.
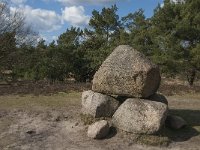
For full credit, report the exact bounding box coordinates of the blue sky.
[8,0,164,43]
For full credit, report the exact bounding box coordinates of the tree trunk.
[186,68,196,86]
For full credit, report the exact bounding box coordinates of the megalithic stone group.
[82,45,168,134]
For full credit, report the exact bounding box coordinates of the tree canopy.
[0,0,199,85]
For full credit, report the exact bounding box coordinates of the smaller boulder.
[112,98,168,134]
[148,93,168,105]
[165,115,187,129]
[87,120,110,139]
[82,90,120,118]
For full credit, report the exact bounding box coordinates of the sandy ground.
[0,94,200,150]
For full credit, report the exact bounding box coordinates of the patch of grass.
[120,130,171,147]
[0,92,81,110]
[80,114,110,125]
[80,114,96,125]
[134,134,170,147]
[124,121,200,147]
[129,125,199,147]
[171,93,200,100]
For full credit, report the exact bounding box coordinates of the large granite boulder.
[82,90,120,118]
[92,45,161,98]
[112,98,168,134]
[87,120,110,139]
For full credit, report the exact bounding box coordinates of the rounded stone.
[92,45,161,98]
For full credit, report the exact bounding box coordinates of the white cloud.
[160,3,164,8]
[61,6,90,26]
[9,3,90,34]
[52,35,58,41]
[171,0,185,3]
[160,0,185,8]
[10,5,62,32]
[161,0,185,7]
[57,0,118,5]
[37,34,58,44]
[10,0,27,4]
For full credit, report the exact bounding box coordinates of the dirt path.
[0,94,200,150]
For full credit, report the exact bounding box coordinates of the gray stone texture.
[112,98,168,134]
[92,45,161,98]
[87,120,110,139]
[82,90,120,118]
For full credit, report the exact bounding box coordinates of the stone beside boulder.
[165,115,187,129]
[92,45,161,98]
[112,98,168,134]
[82,90,120,118]
[87,120,110,139]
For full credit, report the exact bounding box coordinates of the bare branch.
[0,2,38,45]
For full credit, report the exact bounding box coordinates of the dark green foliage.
[1,2,199,84]
[122,9,154,56]
[150,0,200,83]
[0,32,16,71]
[89,5,120,43]
[77,5,122,80]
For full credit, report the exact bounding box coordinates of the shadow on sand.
[162,109,200,142]
[105,127,117,139]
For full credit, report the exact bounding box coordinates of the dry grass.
[80,114,110,125]
[134,134,170,147]
[171,93,200,100]
[0,92,81,110]
[0,91,200,148]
